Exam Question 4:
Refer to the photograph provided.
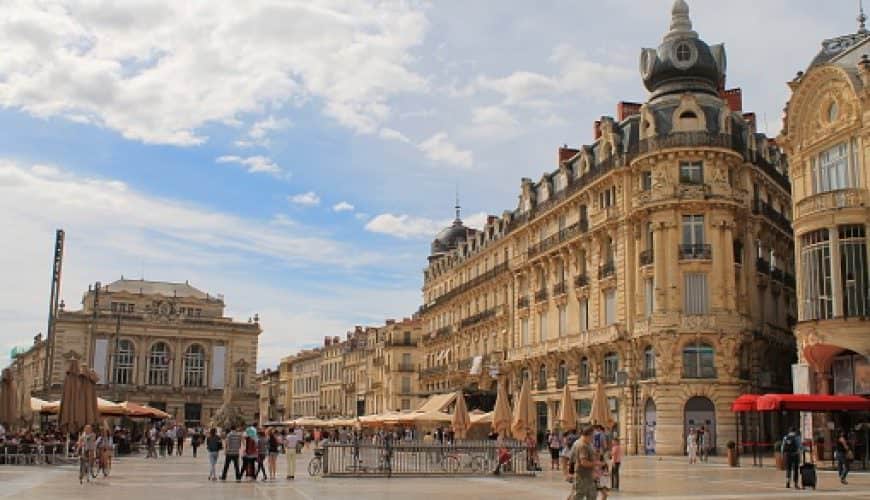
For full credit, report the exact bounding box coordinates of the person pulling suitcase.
[781,428,802,489]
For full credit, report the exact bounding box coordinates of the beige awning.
[415,392,457,413]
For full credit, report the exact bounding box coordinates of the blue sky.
[0,0,858,369]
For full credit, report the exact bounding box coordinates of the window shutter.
[683,273,708,314]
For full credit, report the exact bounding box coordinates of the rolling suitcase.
[800,450,816,490]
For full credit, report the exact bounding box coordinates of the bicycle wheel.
[308,457,322,476]
[442,455,460,473]
[470,455,488,474]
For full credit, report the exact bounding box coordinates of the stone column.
[666,221,680,311]
[653,222,667,311]
[723,223,736,311]
[830,226,843,317]
[710,217,724,310]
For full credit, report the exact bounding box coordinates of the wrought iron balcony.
[395,363,416,372]
[460,308,497,328]
[574,274,589,287]
[639,249,654,267]
[535,288,548,302]
[553,281,567,296]
[784,273,796,289]
[683,368,717,379]
[435,326,453,337]
[770,268,784,283]
[755,258,770,274]
[598,261,615,279]
[678,244,711,260]
[753,199,792,233]
[640,368,656,380]
[517,296,530,309]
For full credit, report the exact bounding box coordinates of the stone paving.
[1,449,869,499]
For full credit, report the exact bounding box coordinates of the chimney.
[324,336,331,347]
[617,101,642,121]
[593,120,602,139]
[558,145,579,164]
[486,215,497,225]
[720,88,742,113]
[386,319,396,325]
[333,336,340,344]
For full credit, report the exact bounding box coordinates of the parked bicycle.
[308,449,323,476]
[442,451,490,473]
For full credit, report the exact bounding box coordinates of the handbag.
[847,449,854,461]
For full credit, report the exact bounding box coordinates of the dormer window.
[676,43,691,62]
[537,183,549,203]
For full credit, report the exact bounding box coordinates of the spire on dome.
[859,0,867,33]
[454,185,462,222]
[665,0,697,41]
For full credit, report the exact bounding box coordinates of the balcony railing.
[637,131,733,155]
[536,379,548,391]
[795,188,866,218]
[598,262,615,280]
[755,258,770,274]
[753,199,792,233]
[678,244,712,260]
[640,368,656,380]
[553,281,567,296]
[683,368,717,379]
[457,357,474,371]
[754,156,791,192]
[527,222,585,259]
[770,268,784,283]
[574,274,589,287]
[517,296,530,309]
[784,273,796,289]
[460,308,497,328]
[639,249,654,267]
[429,262,510,308]
[395,363,416,372]
[435,326,453,337]
[421,365,448,377]
[385,339,416,347]
[535,288,548,302]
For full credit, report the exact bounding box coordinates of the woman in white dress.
[686,428,698,464]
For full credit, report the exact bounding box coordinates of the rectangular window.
[683,273,709,314]
[579,298,588,332]
[521,318,530,345]
[401,376,411,393]
[839,225,869,317]
[813,142,858,194]
[681,215,705,245]
[401,399,411,410]
[641,171,652,191]
[558,306,567,336]
[599,186,616,208]
[800,229,833,320]
[679,161,703,184]
[644,278,655,317]
[538,312,548,342]
[576,399,591,418]
[604,289,616,325]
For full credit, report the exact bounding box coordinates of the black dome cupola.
[640,0,726,101]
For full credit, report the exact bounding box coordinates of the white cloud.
[418,132,473,168]
[332,201,354,212]
[216,155,285,178]
[289,191,321,206]
[465,105,521,140]
[364,210,488,239]
[354,212,370,221]
[378,127,411,143]
[235,115,292,147]
[0,1,428,145]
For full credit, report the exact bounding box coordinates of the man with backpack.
[781,427,803,489]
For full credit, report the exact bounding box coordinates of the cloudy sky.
[0,0,857,370]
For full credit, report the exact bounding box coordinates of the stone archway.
[684,396,716,453]
[644,398,657,455]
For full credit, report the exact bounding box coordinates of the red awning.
[731,394,760,412]
[755,394,870,412]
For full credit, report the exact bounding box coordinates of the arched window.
[537,364,547,390]
[112,340,134,385]
[739,344,751,380]
[603,352,619,383]
[148,342,170,386]
[643,346,656,379]
[578,357,589,386]
[557,361,568,388]
[682,341,715,379]
[183,344,206,387]
[519,367,530,387]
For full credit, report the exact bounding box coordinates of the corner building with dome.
[418,0,796,456]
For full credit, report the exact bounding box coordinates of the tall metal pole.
[42,229,64,395]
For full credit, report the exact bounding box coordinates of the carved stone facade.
[418,1,796,456]
[19,278,261,426]
[779,23,870,397]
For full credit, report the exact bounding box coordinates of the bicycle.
[442,451,489,473]
[78,451,94,484]
[308,450,323,476]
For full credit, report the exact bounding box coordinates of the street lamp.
[616,370,640,455]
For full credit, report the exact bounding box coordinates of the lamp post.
[616,369,640,455]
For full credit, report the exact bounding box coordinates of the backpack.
[782,434,798,454]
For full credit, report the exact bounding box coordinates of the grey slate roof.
[104,278,210,299]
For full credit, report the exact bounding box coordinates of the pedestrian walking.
[267,429,279,480]
[206,428,222,481]
[158,428,167,457]
[548,429,561,470]
[781,427,802,489]
[570,427,600,500]
[686,428,698,464]
[176,425,185,456]
[146,426,157,459]
[835,430,852,485]
[560,430,576,482]
[698,426,709,463]
[284,427,301,479]
[191,429,200,458]
[256,429,268,480]
[220,426,242,482]
[242,428,259,480]
[610,438,622,490]
[166,426,175,456]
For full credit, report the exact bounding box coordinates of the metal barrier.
[322,440,535,477]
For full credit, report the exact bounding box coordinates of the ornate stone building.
[320,336,345,418]
[419,0,796,455]
[22,278,261,427]
[779,14,870,397]
[257,368,282,424]
[288,349,321,418]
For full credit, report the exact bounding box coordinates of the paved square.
[2,450,869,499]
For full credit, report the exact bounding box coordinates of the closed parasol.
[451,390,470,440]
[491,378,512,437]
[0,368,18,427]
[589,378,611,426]
[58,360,81,431]
[559,383,577,430]
[511,378,535,441]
